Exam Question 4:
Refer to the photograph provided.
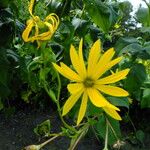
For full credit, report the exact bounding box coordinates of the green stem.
[68,124,89,150]
[43,83,57,102]
[39,133,63,149]
[106,118,119,141]
[40,43,76,133]
[55,70,77,133]
[104,120,109,150]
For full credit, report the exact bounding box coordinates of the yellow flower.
[53,39,130,125]
[22,0,59,47]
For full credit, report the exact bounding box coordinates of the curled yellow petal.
[22,20,34,42]
[29,0,35,17]
[22,0,60,47]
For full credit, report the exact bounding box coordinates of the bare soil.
[0,108,150,150]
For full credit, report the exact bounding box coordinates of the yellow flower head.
[22,0,59,47]
[53,39,130,125]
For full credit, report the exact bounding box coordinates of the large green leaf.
[136,7,150,27]
[107,97,129,109]
[115,37,138,53]
[119,43,150,59]
[115,37,150,59]
[124,63,147,100]
[84,0,118,33]
[96,115,121,145]
[87,101,103,116]
[72,18,89,38]
[0,0,10,8]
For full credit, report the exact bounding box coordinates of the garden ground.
[0,108,150,150]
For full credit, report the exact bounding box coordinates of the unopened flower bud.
[22,145,40,150]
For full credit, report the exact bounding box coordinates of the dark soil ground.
[0,108,150,150]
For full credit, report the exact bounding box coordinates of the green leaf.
[34,120,51,137]
[95,115,121,145]
[140,27,150,33]
[136,7,150,27]
[141,88,150,108]
[57,20,75,48]
[124,63,147,99]
[39,68,51,82]
[119,43,143,55]
[84,0,118,33]
[21,90,32,103]
[0,8,15,46]
[107,97,129,109]
[47,0,61,13]
[48,89,57,102]
[0,0,10,8]
[136,130,145,143]
[87,101,103,116]
[118,43,150,59]
[72,18,89,38]
[143,80,150,88]
[115,37,139,55]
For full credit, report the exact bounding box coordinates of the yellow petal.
[22,20,34,42]
[96,69,130,85]
[95,56,123,80]
[70,45,81,75]
[92,48,115,80]
[62,90,83,116]
[70,43,86,79]
[87,88,119,110]
[52,63,81,81]
[29,23,39,43]
[34,23,39,37]
[106,56,123,70]
[95,84,129,97]
[45,13,60,26]
[78,39,86,78]
[77,92,88,125]
[36,22,53,40]
[87,39,101,77]
[29,0,35,16]
[103,107,122,120]
[67,83,84,94]
[36,30,52,41]
[60,63,82,81]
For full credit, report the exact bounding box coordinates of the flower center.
[83,77,94,88]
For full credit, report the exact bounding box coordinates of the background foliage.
[0,0,150,149]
